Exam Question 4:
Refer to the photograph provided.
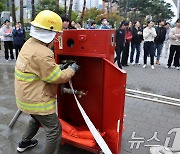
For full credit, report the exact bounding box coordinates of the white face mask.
[103,20,108,25]
[30,26,56,43]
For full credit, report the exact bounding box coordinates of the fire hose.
[68,80,112,154]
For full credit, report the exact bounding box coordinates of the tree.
[20,0,23,26]
[83,7,103,23]
[0,0,6,13]
[11,0,16,25]
[148,0,174,21]
[80,0,86,24]
[71,11,79,21]
[113,0,174,22]
[35,0,78,20]
[35,0,56,15]
[31,0,35,21]
[55,0,59,14]
[64,0,67,14]
[108,12,123,28]
[68,0,73,20]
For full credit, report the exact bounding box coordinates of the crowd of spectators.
[0,15,179,70]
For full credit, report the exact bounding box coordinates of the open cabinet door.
[102,58,126,154]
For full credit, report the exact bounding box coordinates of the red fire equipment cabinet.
[54,30,126,154]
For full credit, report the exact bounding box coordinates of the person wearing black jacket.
[114,21,129,69]
[130,21,143,65]
[12,22,25,59]
[121,21,132,66]
[154,19,166,65]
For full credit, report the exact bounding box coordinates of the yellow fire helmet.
[31,10,62,32]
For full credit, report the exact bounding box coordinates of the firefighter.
[15,10,79,153]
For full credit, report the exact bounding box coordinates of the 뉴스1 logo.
[128,128,180,152]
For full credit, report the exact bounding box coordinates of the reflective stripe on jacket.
[15,37,75,115]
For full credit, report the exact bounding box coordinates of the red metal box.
[54,30,126,154]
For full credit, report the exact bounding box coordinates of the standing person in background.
[12,22,25,59]
[89,22,96,29]
[99,18,110,29]
[2,19,14,62]
[130,21,143,65]
[68,20,76,29]
[154,19,166,65]
[129,21,132,30]
[76,22,83,30]
[18,22,26,43]
[143,20,157,69]
[165,18,180,70]
[164,22,171,58]
[61,15,69,30]
[114,21,129,69]
[121,21,132,66]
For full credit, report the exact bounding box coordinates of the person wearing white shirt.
[164,22,171,58]
[143,20,157,69]
[166,18,180,70]
[2,19,14,61]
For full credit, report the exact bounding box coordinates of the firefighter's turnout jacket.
[15,37,75,115]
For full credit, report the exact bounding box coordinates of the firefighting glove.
[60,62,74,70]
[69,62,80,72]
